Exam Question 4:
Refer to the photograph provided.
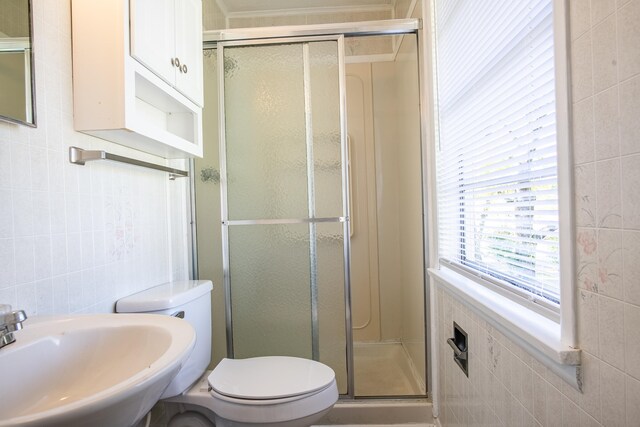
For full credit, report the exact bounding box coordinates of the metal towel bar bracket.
[68,146,189,180]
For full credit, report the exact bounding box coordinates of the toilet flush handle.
[171,311,185,319]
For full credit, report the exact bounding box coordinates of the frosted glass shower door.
[218,37,349,393]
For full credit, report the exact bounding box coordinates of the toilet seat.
[209,378,338,424]
[205,356,339,425]
[208,356,336,400]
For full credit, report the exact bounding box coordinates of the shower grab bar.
[68,146,189,180]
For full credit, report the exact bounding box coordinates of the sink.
[0,313,195,427]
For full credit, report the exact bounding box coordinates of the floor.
[314,424,435,426]
[353,342,425,396]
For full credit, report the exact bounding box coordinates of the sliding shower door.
[217,37,350,394]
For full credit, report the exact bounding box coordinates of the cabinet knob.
[181,64,188,74]
[171,57,181,68]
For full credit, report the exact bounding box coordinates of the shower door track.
[203,18,421,46]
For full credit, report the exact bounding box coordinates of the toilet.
[116,280,338,427]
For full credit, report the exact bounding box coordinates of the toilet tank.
[116,280,213,398]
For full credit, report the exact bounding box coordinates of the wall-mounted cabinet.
[71,0,203,158]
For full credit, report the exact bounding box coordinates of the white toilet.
[116,280,338,427]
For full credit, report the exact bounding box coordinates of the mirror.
[0,0,35,127]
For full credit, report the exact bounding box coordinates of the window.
[433,0,563,308]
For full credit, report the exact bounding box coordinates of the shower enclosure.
[195,20,427,399]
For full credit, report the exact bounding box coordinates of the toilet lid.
[208,356,336,400]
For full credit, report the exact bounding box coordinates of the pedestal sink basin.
[0,314,195,427]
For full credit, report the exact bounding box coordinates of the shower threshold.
[315,399,433,426]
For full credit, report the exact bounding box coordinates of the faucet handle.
[0,306,26,349]
[4,310,27,331]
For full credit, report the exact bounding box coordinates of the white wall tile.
[577,229,598,292]
[0,287,17,311]
[12,190,34,237]
[33,235,52,280]
[30,146,49,192]
[619,75,640,155]
[622,231,640,305]
[51,274,68,313]
[35,278,53,315]
[581,352,602,422]
[575,164,597,227]
[10,143,31,190]
[0,239,15,288]
[573,97,595,164]
[32,191,51,236]
[600,362,626,427]
[0,140,13,187]
[625,375,640,426]
[591,15,618,93]
[570,0,591,40]
[0,2,189,320]
[50,233,67,277]
[617,0,640,81]
[580,411,601,427]
[572,32,594,102]
[0,189,13,238]
[16,282,37,316]
[546,383,563,427]
[623,303,640,380]
[595,158,622,228]
[593,87,620,160]
[591,0,616,24]
[562,396,581,427]
[621,155,640,229]
[533,372,548,424]
[597,229,623,299]
[598,296,625,370]
[13,236,34,285]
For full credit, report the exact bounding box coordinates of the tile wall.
[435,0,640,426]
[0,0,190,316]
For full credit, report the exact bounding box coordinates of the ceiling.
[217,0,394,14]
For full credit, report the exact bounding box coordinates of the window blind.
[433,0,560,304]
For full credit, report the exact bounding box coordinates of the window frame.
[429,0,576,349]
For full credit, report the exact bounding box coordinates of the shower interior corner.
[195,32,427,399]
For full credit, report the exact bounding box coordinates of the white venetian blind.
[433,0,561,304]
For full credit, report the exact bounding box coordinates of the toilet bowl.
[168,356,338,427]
[116,281,338,427]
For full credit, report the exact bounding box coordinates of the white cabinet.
[130,0,203,106]
[71,0,203,158]
[174,0,203,105]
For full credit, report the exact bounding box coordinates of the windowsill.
[429,267,582,390]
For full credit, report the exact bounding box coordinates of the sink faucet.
[0,305,27,349]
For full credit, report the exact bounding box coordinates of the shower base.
[353,342,425,396]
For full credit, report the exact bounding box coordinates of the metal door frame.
[202,19,429,400]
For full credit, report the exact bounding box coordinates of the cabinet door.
[174,0,203,106]
[130,0,176,85]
